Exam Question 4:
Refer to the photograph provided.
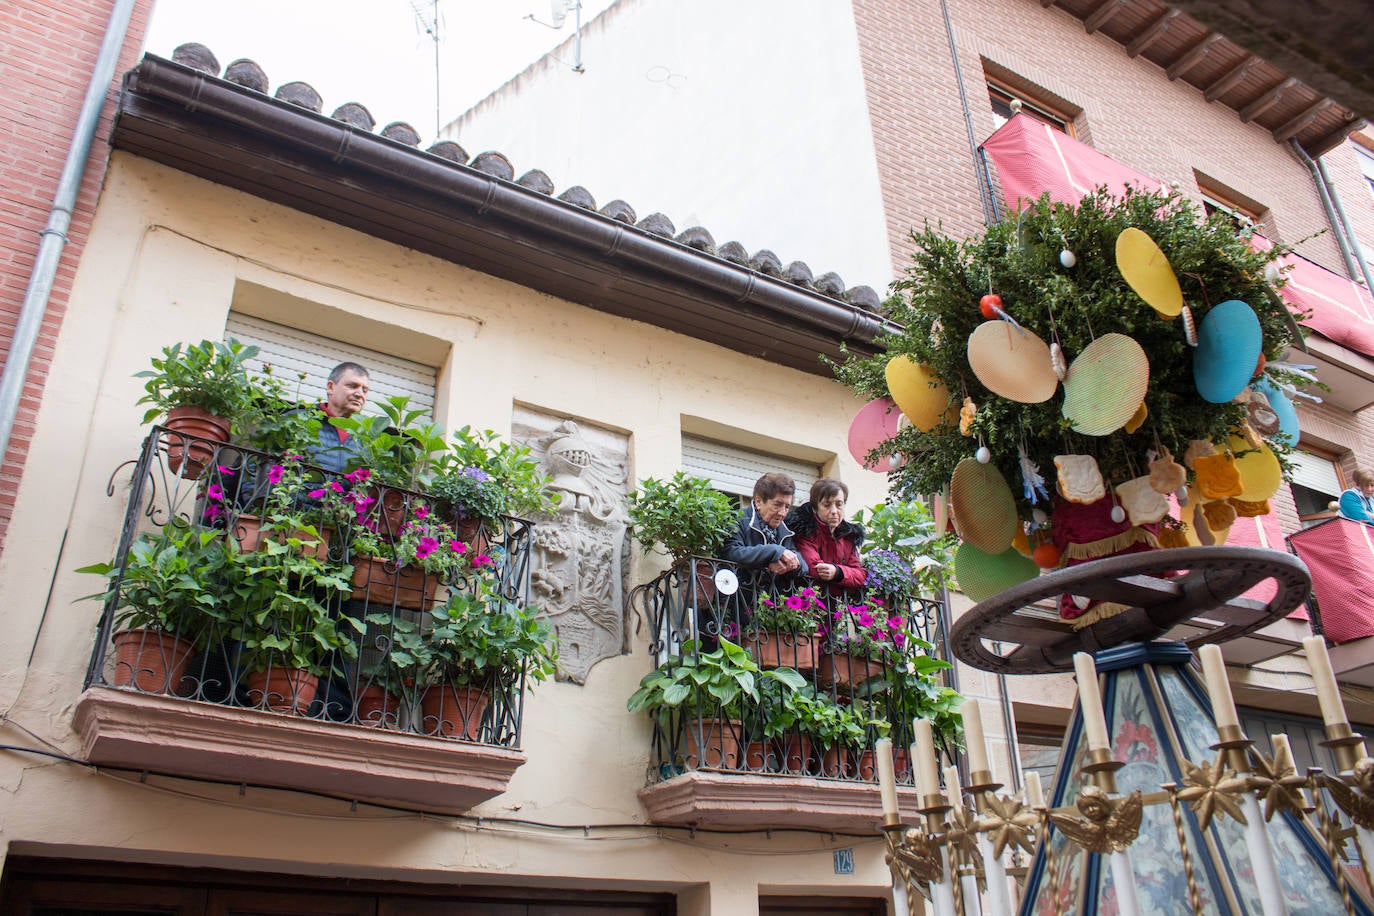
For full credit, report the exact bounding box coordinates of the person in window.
[721,472,808,579]
[787,477,866,592]
[1339,469,1374,524]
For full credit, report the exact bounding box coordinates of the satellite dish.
[550,0,567,27]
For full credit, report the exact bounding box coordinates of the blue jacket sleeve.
[1340,489,1372,522]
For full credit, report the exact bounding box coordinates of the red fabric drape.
[1287,518,1374,643]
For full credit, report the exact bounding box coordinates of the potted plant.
[224,534,360,715]
[852,499,953,598]
[790,691,871,778]
[625,472,737,602]
[416,584,558,740]
[216,455,334,561]
[745,588,826,671]
[627,637,805,770]
[77,525,231,695]
[328,395,449,537]
[348,503,477,611]
[883,642,963,758]
[232,365,322,458]
[135,339,258,477]
[355,610,428,728]
[818,598,908,690]
[437,425,561,532]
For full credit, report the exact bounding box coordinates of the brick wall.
[0,0,153,551]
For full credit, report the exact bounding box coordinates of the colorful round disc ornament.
[966,321,1059,403]
[1254,378,1299,442]
[1061,333,1150,436]
[1116,227,1183,318]
[953,542,1039,603]
[1194,300,1263,403]
[949,457,1018,553]
[847,397,903,472]
[885,355,953,432]
[1227,435,1282,502]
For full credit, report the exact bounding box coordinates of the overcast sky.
[143,0,617,141]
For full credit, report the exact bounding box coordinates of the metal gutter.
[112,55,899,374]
[0,0,138,472]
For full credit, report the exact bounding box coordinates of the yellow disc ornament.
[885,355,954,432]
[1116,227,1183,318]
[1228,435,1282,502]
[950,457,1019,554]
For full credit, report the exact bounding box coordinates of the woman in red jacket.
[786,478,867,591]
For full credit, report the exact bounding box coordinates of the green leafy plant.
[441,426,561,519]
[626,637,807,724]
[625,472,738,565]
[750,588,826,635]
[852,500,953,594]
[360,610,431,696]
[77,525,232,643]
[427,464,508,523]
[224,537,360,675]
[883,640,962,748]
[329,395,449,490]
[419,585,559,687]
[135,338,258,424]
[349,502,482,579]
[233,365,321,456]
[790,691,870,750]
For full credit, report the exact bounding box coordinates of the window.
[1194,173,1271,236]
[1289,447,1345,525]
[988,81,1073,134]
[680,434,821,504]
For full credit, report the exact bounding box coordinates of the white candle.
[876,738,900,820]
[963,698,990,775]
[944,765,963,813]
[1199,644,1239,730]
[1026,771,1045,808]
[914,718,941,796]
[1303,635,1349,729]
[1073,652,1111,752]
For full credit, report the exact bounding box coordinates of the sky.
[142,0,618,141]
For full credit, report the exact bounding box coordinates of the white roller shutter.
[1290,449,1342,497]
[681,435,820,499]
[225,313,437,418]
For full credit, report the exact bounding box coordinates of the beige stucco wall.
[0,152,905,912]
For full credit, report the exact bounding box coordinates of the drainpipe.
[1290,139,1374,293]
[0,0,138,471]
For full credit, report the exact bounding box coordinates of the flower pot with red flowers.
[77,525,232,695]
[746,588,825,671]
[135,339,257,478]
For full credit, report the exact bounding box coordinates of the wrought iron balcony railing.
[82,425,537,749]
[632,556,956,788]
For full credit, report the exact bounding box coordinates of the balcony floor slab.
[638,770,921,833]
[74,687,525,814]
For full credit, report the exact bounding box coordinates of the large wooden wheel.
[949,546,1311,675]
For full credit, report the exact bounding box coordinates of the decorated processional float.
[840,187,1374,915]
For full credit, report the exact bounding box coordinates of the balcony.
[73,426,540,814]
[1287,518,1374,687]
[630,558,958,833]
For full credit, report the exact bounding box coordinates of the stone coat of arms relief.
[512,409,630,685]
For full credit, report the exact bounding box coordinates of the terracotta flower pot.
[163,405,228,479]
[232,514,331,561]
[245,668,319,715]
[773,733,815,774]
[747,631,820,671]
[354,684,402,729]
[683,717,745,770]
[110,628,196,695]
[816,650,885,689]
[367,485,412,542]
[350,556,439,611]
[452,512,492,556]
[420,683,488,740]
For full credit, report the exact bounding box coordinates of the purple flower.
[415,537,439,560]
[451,540,468,554]
[216,465,236,476]
[206,483,225,502]
[267,465,285,485]
[307,488,326,499]
[886,615,904,631]
[463,466,491,483]
[414,504,429,519]
[328,481,344,494]
[474,553,494,567]
[203,504,223,521]
[345,467,372,483]
[285,453,303,462]
[857,610,875,628]
[784,595,806,610]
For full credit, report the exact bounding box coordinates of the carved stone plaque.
[512,408,630,684]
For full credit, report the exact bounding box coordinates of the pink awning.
[980,114,1374,359]
[1287,518,1374,644]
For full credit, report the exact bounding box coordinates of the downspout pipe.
[1290,139,1374,293]
[0,0,138,472]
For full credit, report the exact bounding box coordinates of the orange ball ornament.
[979,294,1002,319]
[1032,542,1061,569]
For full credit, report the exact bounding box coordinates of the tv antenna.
[525,0,585,73]
[408,0,444,136]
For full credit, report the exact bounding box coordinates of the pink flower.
[206,483,225,502]
[800,587,816,598]
[857,610,875,628]
[345,467,372,483]
[216,465,236,476]
[762,598,775,607]
[415,537,439,560]
[886,615,904,631]
[451,541,468,554]
[285,453,303,462]
[307,488,326,499]
[328,481,344,494]
[474,553,494,567]
[414,504,429,519]
[267,465,285,485]
[785,595,806,610]
[203,504,223,521]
